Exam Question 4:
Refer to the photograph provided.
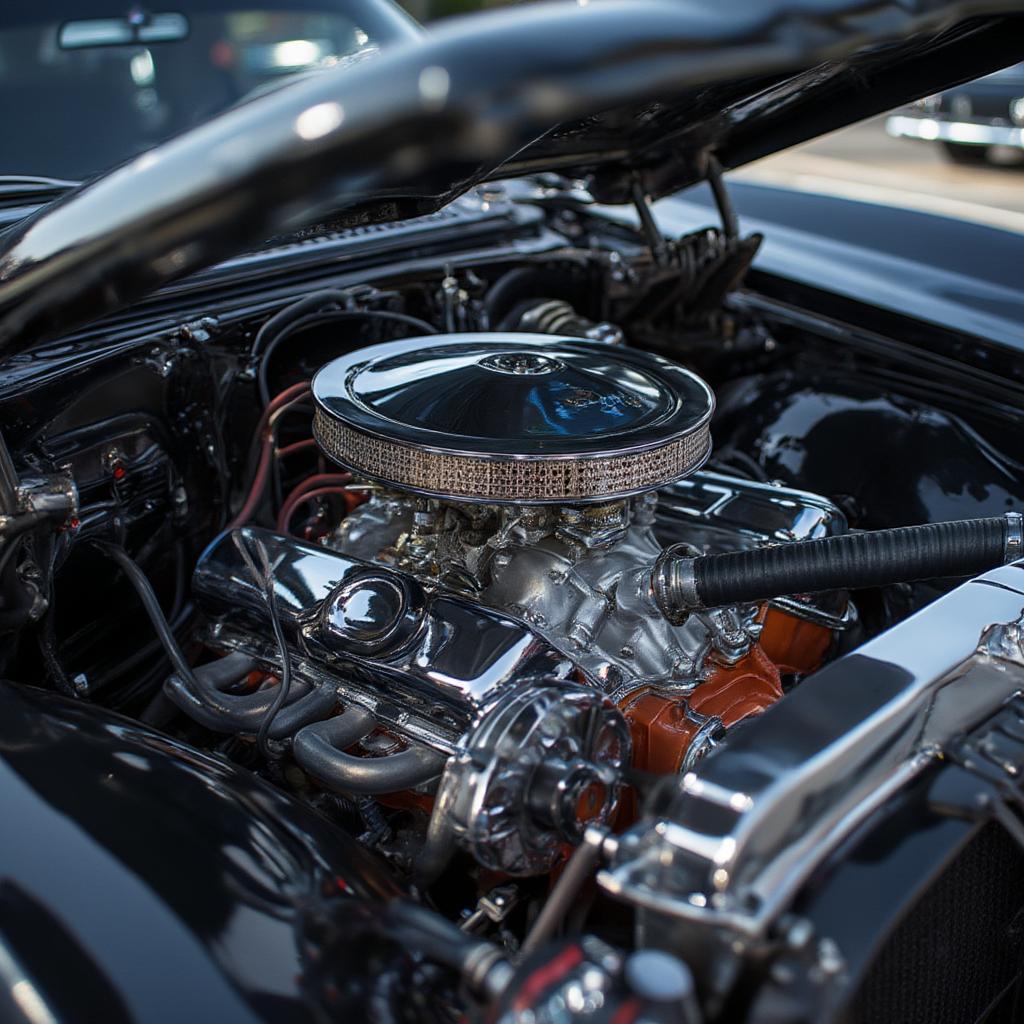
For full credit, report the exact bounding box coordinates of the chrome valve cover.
[192,527,574,752]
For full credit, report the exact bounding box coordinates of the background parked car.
[887,61,1024,166]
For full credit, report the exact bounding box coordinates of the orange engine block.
[621,607,833,776]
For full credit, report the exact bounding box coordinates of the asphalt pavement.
[731,116,1024,232]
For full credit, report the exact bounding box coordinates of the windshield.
[0,0,420,181]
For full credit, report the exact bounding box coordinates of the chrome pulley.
[437,683,630,876]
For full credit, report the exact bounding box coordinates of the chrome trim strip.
[886,114,1024,148]
[1005,511,1023,562]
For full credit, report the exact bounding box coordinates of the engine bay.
[4,191,1024,1020]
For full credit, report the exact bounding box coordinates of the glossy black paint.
[0,0,1022,356]
[714,375,1024,530]
[0,679,403,1022]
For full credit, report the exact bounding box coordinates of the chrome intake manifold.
[327,470,849,697]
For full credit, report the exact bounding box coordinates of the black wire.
[102,597,192,689]
[0,513,46,632]
[0,530,29,581]
[0,551,31,630]
[710,448,769,483]
[250,289,350,360]
[86,540,203,700]
[242,289,352,503]
[251,303,437,516]
[730,450,769,482]
[256,580,291,760]
[28,531,77,696]
[0,512,45,557]
[255,307,438,408]
[231,531,292,760]
[36,606,76,696]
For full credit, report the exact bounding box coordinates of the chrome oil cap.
[312,333,714,504]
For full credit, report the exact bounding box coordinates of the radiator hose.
[653,512,1022,623]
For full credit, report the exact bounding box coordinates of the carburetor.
[316,333,724,696]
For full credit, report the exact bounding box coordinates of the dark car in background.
[887,61,1024,165]
[1,0,419,181]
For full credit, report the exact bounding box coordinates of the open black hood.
[0,0,1021,354]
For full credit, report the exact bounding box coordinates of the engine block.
[182,333,849,875]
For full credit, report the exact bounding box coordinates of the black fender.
[0,680,408,1023]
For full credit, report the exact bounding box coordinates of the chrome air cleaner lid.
[312,333,714,504]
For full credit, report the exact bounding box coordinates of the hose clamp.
[462,944,513,999]
[653,544,701,624]
[1006,512,1023,563]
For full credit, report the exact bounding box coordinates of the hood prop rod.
[631,177,671,268]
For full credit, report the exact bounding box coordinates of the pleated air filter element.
[312,333,714,505]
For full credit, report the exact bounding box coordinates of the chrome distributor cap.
[312,333,715,504]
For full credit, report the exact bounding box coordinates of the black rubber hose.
[483,265,588,328]
[414,798,458,888]
[0,514,47,632]
[250,289,351,360]
[293,709,446,795]
[254,302,438,406]
[386,901,512,998]
[655,514,1016,619]
[386,901,485,971]
[87,540,207,702]
[164,652,273,730]
[265,685,338,740]
[196,650,258,689]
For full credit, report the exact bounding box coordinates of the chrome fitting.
[653,544,701,625]
[1006,511,1023,563]
[16,473,79,524]
[461,944,514,1000]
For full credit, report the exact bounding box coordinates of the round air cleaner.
[312,333,714,504]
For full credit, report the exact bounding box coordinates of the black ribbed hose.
[654,514,1019,621]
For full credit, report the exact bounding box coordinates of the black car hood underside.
[0,0,1021,354]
